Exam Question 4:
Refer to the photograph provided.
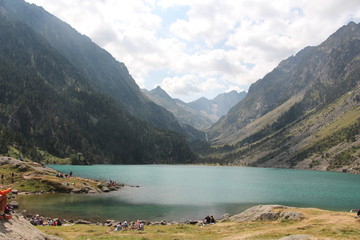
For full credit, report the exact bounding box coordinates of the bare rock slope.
[0,213,61,240]
[228,205,304,222]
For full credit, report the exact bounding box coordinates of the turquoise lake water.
[17,165,360,222]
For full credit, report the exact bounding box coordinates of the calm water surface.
[17,165,360,221]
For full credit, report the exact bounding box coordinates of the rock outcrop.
[228,205,304,222]
[278,235,313,240]
[0,213,62,240]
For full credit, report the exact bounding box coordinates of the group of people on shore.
[55,171,73,178]
[110,220,145,231]
[203,215,216,224]
[30,214,62,226]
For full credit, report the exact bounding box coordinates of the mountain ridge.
[0,0,192,137]
[143,86,246,130]
[205,21,360,172]
[0,6,196,164]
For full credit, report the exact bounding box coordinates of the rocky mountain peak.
[320,21,360,51]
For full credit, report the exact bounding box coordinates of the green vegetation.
[0,163,53,192]
[0,15,196,165]
[328,145,360,170]
[2,0,188,137]
[202,22,360,170]
[0,159,105,192]
[287,119,360,167]
[36,208,360,240]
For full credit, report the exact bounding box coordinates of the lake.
[17,165,360,222]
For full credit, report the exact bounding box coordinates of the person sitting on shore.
[131,221,135,229]
[56,219,62,226]
[203,215,211,224]
[122,221,128,229]
[52,219,57,226]
[209,215,216,224]
[31,214,41,225]
[0,188,12,218]
[137,221,144,231]
[115,222,122,231]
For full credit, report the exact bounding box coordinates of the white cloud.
[160,75,224,97]
[25,0,360,101]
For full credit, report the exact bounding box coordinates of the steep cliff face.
[0,7,196,164]
[206,22,360,171]
[0,0,186,135]
[210,22,360,144]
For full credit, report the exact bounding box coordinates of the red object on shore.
[0,214,12,220]
[0,188,12,195]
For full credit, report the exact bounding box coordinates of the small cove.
[17,165,360,222]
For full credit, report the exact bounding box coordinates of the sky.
[25,0,360,102]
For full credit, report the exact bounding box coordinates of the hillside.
[206,22,360,172]
[0,12,196,164]
[143,87,246,130]
[0,0,191,137]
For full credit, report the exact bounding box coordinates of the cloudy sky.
[26,0,360,102]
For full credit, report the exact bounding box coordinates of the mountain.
[189,90,247,120]
[143,87,213,129]
[143,87,246,129]
[206,22,360,172]
[0,5,196,164]
[0,0,189,137]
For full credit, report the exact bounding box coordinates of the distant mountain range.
[206,21,360,172]
[143,87,246,129]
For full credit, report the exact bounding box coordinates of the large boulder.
[75,219,91,225]
[0,157,23,166]
[228,205,304,222]
[0,213,62,240]
[70,188,82,194]
[8,201,19,209]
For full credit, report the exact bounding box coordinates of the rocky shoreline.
[1,205,314,240]
[0,156,124,194]
[16,205,305,228]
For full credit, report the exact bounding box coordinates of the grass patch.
[328,145,360,170]
[34,207,360,240]
[314,107,360,141]
[39,150,71,165]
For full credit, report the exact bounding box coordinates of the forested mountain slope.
[206,22,360,172]
[0,0,188,136]
[0,13,196,164]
